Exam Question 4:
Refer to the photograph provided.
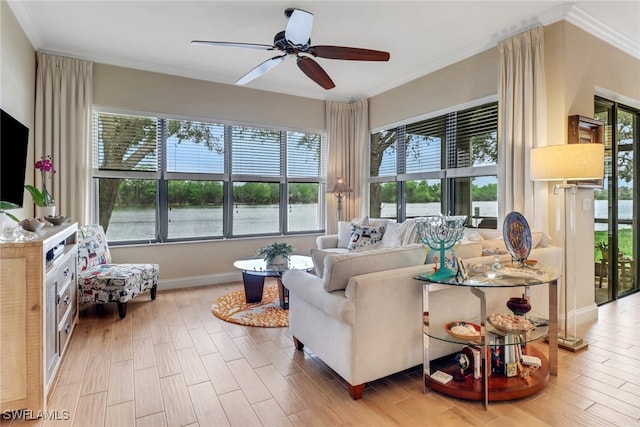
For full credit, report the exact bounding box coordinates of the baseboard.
[576,303,599,325]
[158,272,242,290]
[559,303,599,326]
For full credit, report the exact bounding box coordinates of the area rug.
[211,284,288,327]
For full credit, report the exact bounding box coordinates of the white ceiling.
[9,1,640,102]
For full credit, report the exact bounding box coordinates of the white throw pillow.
[455,242,483,259]
[381,222,401,247]
[400,219,419,245]
[347,224,385,251]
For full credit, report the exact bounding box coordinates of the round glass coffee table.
[233,255,313,309]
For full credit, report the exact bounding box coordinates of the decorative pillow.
[347,224,385,251]
[531,230,553,247]
[455,242,483,259]
[478,229,503,240]
[337,216,368,248]
[381,222,401,247]
[461,231,484,243]
[400,219,419,245]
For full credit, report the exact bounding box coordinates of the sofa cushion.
[322,244,425,292]
[310,248,332,279]
[347,224,385,251]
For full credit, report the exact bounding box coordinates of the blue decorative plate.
[503,212,532,262]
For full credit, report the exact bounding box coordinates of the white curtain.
[325,99,368,233]
[35,53,93,224]
[497,27,547,230]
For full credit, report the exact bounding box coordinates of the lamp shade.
[530,144,604,181]
[327,177,353,194]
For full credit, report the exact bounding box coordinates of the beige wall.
[369,47,500,129]
[92,63,326,285]
[94,64,326,132]
[369,21,640,323]
[0,1,36,221]
[544,21,640,322]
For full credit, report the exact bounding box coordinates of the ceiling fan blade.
[296,56,335,90]
[191,40,275,51]
[285,9,313,46]
[310,46,390,61]
[236,55,286,85]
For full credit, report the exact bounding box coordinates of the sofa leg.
[117,302,127,319]
[348,383,365,400]
[150,285,157,300]
[293,336,304,351]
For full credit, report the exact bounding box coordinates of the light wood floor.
[4,280,640,426]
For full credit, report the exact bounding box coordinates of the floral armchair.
[77,225,159,318]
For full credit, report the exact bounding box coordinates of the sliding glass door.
[594,97,639,305]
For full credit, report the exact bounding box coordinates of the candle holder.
[416,215,467,280]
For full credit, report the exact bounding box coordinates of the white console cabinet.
[0,222,78,413]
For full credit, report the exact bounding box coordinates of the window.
[370,101,498,223]
[93,111,326,243]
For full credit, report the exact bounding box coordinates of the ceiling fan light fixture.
[193,7,389,90]
[285,9,314,46]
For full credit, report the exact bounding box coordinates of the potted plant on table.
[25,155,56,217]
[256,242,294,271]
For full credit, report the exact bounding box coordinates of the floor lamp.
[530,143,604,351]
[327,177,352,222]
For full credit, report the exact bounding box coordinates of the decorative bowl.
[444,321,482,341]
[19,218,45,232]
[487,313,535,333]
[45,215,70,226]
[506,296,532,316]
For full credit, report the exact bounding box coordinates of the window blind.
[456,103,498,167]
[405,116,445,173]
[232,126,281,176]
[165,119,225,174]
[287,131,323,178]
[94,112,158,172]
[370,130,397,177]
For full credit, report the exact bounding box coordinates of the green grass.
[594,229,634,262]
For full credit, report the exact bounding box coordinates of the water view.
[105,202,500,241]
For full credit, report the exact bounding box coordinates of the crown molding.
[565,4,640,60]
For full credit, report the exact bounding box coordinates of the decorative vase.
[266,255,288,271]
[507,296,531,316]
[37,205,56,218]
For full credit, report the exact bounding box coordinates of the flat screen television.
[0,109,30,208]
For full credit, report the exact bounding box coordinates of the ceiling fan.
[192,8,390,90]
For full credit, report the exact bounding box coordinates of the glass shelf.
[415,262,560,288]
[424,317,549,345]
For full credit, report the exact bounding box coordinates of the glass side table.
[415,262,560,409]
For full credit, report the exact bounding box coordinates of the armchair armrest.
[316,234,339,250]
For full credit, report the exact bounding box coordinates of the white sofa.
[282,219,561,399]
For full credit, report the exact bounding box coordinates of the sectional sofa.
[282,218,561,399]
